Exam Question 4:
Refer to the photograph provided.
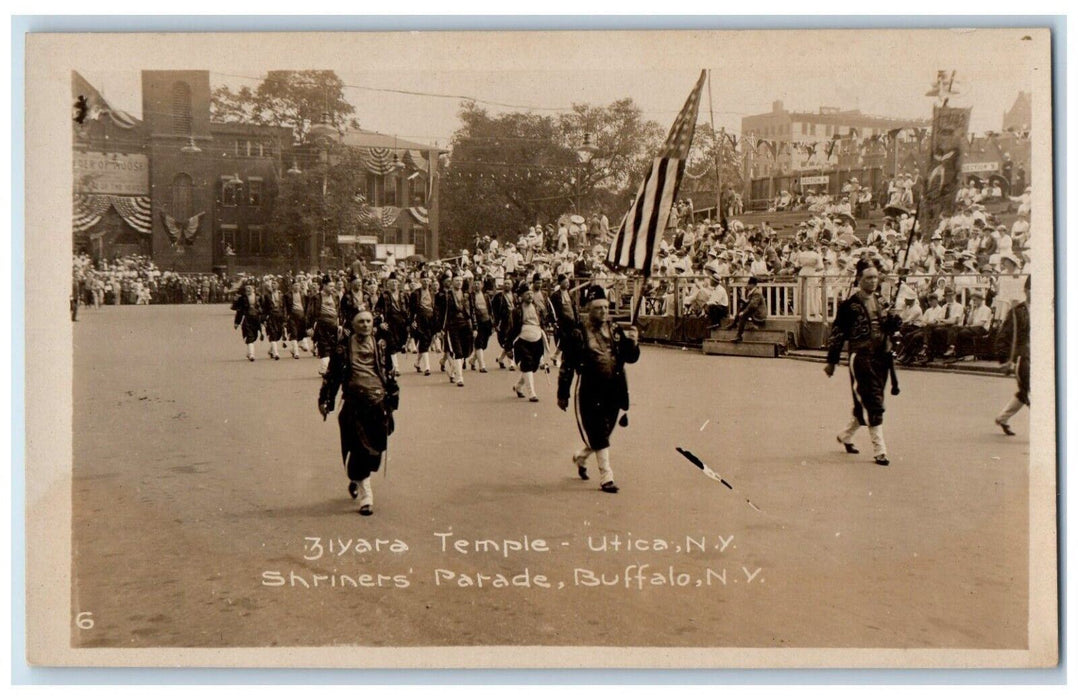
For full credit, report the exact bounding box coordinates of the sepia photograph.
[23,25,1058,668]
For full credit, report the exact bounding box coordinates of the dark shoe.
[498,359,506,369]
[731,336,743,343]
[874,455,890,466]
[509,365,516,372]
[479,368,488,373]
[576,461,589,480]
[248,356,255,362]
[600,481,620,494]
[424,369,431,376]
[995,417,1016,436]
[414,364,421,373]
[457,381,465,387]
[514,386,525,398]
[359,504,373,516]
[837,436,859,454]
[348,481,359,500]
[529,396,539,402]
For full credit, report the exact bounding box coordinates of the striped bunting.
[407,206,429,225]
[607,70,706,273]
[73,194,152,233]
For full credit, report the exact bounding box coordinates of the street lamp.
[576,131,597,164]
[308,111,339,271]
[572,132,598,215]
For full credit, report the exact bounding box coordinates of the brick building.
[73,69,443,272]
[741,100,930,179]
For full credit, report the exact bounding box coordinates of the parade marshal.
[318,310,401,516]
[557,284,640,493]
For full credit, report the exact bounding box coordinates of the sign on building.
[800,175,830,186]
[961,161,1000,174]
[337,235,379,245]
[375,244,415,260]
[74,152,150,195]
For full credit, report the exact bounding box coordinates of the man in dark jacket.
[730,276,768,342]
[490,278,517,370]
[824,260,901,466]
[305,275,340,376]
[557,284,640,493]
[549,273,579,367]
[375,273,410,376]
[994,275,1031,435]
[409,276,437,375]
[318,310,400,516]
[440,274,474,387]
[231,281,263,361]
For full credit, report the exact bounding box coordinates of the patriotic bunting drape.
[355,205,402,229]
[607,70,705,272]
[402,150,428,172]
[407,206,429,225]
[73,194,152,233]
[360,147,397,175]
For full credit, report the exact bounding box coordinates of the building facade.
[740,100,931,180]
[73,69,443,273]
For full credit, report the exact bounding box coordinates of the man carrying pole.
[559,69,705,493]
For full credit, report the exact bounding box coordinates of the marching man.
[557,284,640,494]
[825,259,901,466]
[994,276,1031,435]
[318,310,400,516]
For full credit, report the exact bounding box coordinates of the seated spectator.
[728,276,768,342]
[942,289,993,359]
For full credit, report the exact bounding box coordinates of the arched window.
[171,82,192,135]
[170,173,194,221]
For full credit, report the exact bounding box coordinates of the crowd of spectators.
[72,176,1032,366]
[72,253,232,307]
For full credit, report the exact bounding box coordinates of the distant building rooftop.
[340,128,445,153]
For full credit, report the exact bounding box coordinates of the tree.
[440,99,666,252]
[210,70,360,144]
[269,146,370,268]
[556,98,664,203]
[440,102,578,251]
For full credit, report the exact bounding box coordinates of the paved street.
[72,304,1030,649]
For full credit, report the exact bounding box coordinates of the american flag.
[607,70,706,272]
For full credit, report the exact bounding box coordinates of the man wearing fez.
[319,310,400,516]
[557,284,641,494]
[550,273,580,367]
[825,259,901,466]
[375,273,410,377]
[305,275,340,376]
[440,273,475,387]
[491,278,518,371]
[409,275,437,375]
[231,279,263,362]
[338,276,366,336]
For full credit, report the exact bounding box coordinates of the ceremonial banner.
[607,69,705,272]
[923,105,971,226]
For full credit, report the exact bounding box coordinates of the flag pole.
[707,69,722,226]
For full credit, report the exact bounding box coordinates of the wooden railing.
[574,273,1020,326]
